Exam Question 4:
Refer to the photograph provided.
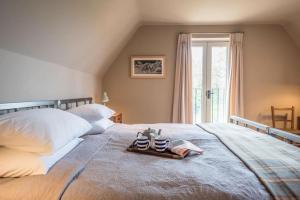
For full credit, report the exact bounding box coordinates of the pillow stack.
[68,104,115,135]
[0,108,92,177]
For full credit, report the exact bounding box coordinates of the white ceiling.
[139,0,300,25]
[0,0,299,76]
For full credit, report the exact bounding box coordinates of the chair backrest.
[271,106,295,130]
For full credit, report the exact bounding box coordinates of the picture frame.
[130,56,166,78]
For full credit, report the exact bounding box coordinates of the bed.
[0,97,299,200]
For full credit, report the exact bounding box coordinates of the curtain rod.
[190,32,244,34]
[178,32,244,34]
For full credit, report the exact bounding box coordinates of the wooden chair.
[271,106,295,130]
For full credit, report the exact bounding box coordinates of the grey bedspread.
[0,123,271,200]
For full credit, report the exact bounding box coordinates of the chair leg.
[283,114,288,130]
[271,106,275,128]
[291,106,295,130]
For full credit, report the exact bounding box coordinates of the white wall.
[0,48,100,103]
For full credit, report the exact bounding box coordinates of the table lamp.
[102,91,109,106]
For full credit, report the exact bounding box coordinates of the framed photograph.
[131,56,166,78]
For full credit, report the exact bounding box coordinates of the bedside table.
[110,112,122,123]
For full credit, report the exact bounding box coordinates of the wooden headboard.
[0,97,93,115]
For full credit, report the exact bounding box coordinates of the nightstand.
[110,112,122,123]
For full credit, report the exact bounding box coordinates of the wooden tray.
[127,142,188,159]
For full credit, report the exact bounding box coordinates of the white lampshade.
[102,91,109,103]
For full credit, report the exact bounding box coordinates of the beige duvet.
[0,123,271,200]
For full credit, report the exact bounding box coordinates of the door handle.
[206,90,214,99]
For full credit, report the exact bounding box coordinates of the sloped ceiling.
[0,0,140,76]
[0,0,299,76]
[283,15,300,48]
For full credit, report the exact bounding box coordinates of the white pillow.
[0,108,91,154]
[87,118,114,135]
[0,138,83,177]
[68,104,115,122]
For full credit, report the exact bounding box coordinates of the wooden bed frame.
[0,98,298,146]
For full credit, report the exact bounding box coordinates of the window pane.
[211,46,228,122]
[192,46,203,123]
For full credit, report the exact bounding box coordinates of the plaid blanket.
[198,123,300,200]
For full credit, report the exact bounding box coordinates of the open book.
[168,140,204,157]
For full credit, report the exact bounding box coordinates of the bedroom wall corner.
[243,25,300,127]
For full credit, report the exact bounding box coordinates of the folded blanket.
[198,123,300,200]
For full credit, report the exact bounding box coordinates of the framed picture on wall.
[130,56,166,78]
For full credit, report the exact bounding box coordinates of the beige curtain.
[172,33,193,123]
[228,33,244,117]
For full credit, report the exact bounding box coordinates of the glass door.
[192,42,205,124]
[192,41,229,123]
